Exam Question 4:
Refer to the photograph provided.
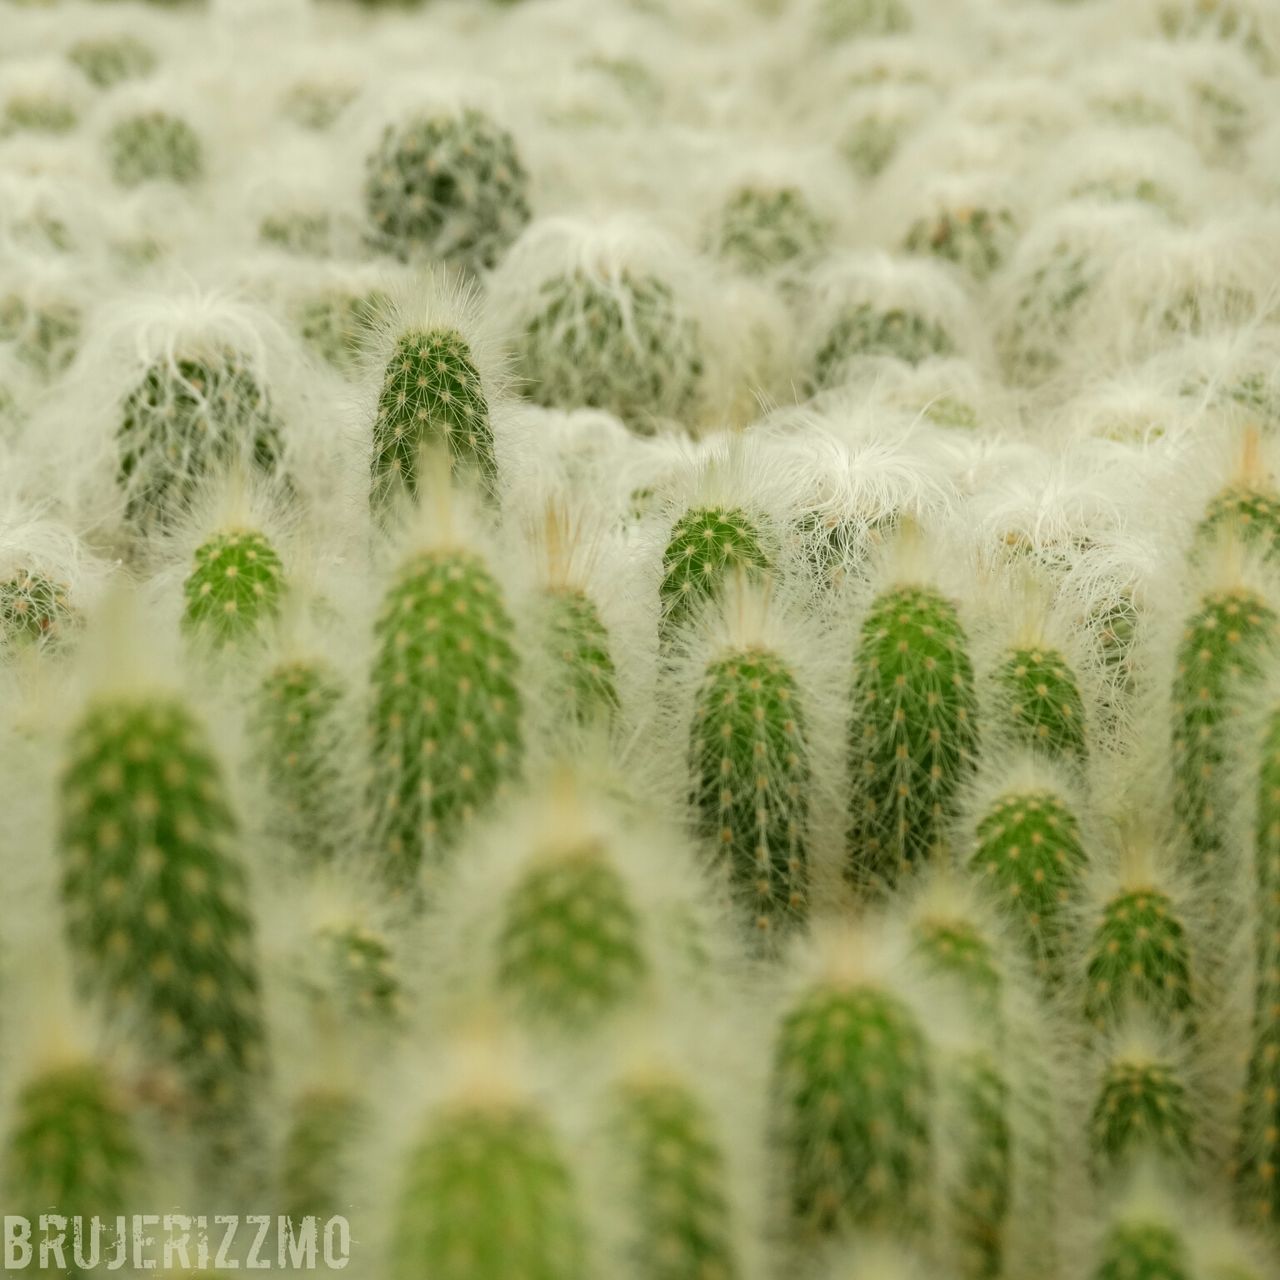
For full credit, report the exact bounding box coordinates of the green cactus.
[2,96,77,135]
[1171,587,1279,875]
[515,269,704,429]
[1090,1047,1194,1181]
[690,645,809,940]
[1235,705,1280,1229]
[609,1075,740,1280]
[116,352,285,535]
[817,0,913,39]
[659,507,770,640]
[370,329,498,516]
[69,35,157,89]
[3,1060,142,1268]
[968,790,1089,988]
[364,108,530,271]
[1094,1219,1192,1280]
[1196,487,1280,562]
[0,294,81,377]
[313,923,403,1025]
[369,548,522,889]
[107,112,203,187]
[847,584,978,893]
[1084,887,1195,1037]
[259,211,331,257]
[496,843,648,1032]
[904,207,1016,281]
[541,587,619,728]
[715,185,828,275]
[913,915,1001,1007]
[390,1102,588,1280]
[773,981,932,1238]
[181,528,285,648]
[57,697,268,1138]
[281,82,357,131]
[279,1088,363,1230]
[811,304,954,393]
[295,287,389,371]
[998,244,1095,384]
[0,570,76,654]
[991,646,1089,765]
[250,659,348,866]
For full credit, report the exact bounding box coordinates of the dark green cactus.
[116,352,285,535]
[515,269,704,429]
[542,588,619,728]
[811,304,954,393]
[107,112,203,187]
[773,982,931,1238]
[968,789,1089,987]
[991,646,1088,765]
[690,645,809,940]
[659,507,770,640]
[279,1088,363,1230]
[1084,887,1195,1037]
[0,570,76,654]
[1094,1219,1191,1280]
[715,185,828,275]
[181,529,285,648]
[3,1060,142,1271]
[496,843,648,1032]
[369,548,522,889]
[69,35,157,88]
[364,109,530,271]
[848,584,978,893]
[57,697,268,1138]
[1171,588,1279,875]
[610,1075,740,1280]
[370,328,497,516]
[390,1103,588,1280]
[1090,1047,1194,1181]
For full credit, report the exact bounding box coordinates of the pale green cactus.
[107,112,203,187]
[181,528,285,648]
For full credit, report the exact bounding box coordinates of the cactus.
[1171,587,1279,876]
[541,587,620,728]
[812,304,954,393]
[991,647,1089,766]
[296,287,389,371]
[1236,704,1280,1229]
[847,584,978,893]
[1084,885,1195,1038]
[773,981,931,1237]
[259,211,331,257]
[369,547,522,889]
[116,352,285,535]
[715,185,828,275]
[0,294,82,377]
[0,570,76,653]
[57,696,268,1138]
[250,659,348,866]
[107,112,203,187]
[370,329,498,516]
[495,842,648,1032]
[689,644,809,940]
[514,269,704,429]
[1196,487,1280,562]
[3,1061,141,1273]
[313,922,403,1025]
[817,0,913,40]
[1090,1037,1194,1181]
[389,1101,588,1280]
[364,108,530,271]
[181,528,285,648]
[904,208,1016,282]
[659,508,770,641]
[69,35,157,89]
[609,1074,740,1280]
[1094,1218,1192,1280]
[3,96,78,135]
[968,789,1089,987]
[279,1088,362,1229]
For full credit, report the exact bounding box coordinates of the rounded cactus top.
[716,184,829,275]
[182,528,285,647]
[993,645,1088,764]
[660,506,770,638]
[107,112,204,187]
[0,570,76,654]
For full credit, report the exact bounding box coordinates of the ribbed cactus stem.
[1091,1044,1194,1182]
[279,1088,363,1230]
[542,587,620,728]
[659,508,770,641]
[991,646,1088,766]
[1094,1218,1192,1280]
[181,529,285,648]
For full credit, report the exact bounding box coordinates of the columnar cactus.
[389,1100,588,1280]
[250,659,349,866]
[659,507,770,640]
[541,587,620,728]
[990,646,1089,766]
[116,352,285,535]
[773,979,932,1238]
[370,328,498,516]
[967,787,1089,987]
[847,583,978,893]
[279,1088,363,1229]
[364,108,531,271]
[1094,1216,1192,1280]
[369,546,522,889]
[495,841,649,1032]
[608,1074,741,1280]
[57,696,268,1137]
[313,922,403,1025]
[1171,586,1279,876]
[3,1060,142,1264]
[107,112,203,187]
[181,528,285,647]
[1196,487,1280,562]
